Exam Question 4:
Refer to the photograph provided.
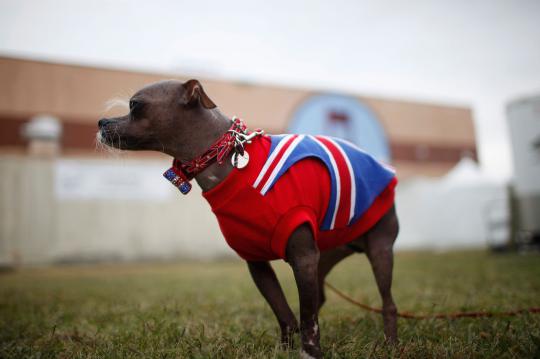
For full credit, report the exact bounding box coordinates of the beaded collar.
[163,117,263,194]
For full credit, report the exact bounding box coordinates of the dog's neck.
[194,156,235,191]
[168,109,235,192]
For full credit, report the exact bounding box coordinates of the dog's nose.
[98,118,111,128]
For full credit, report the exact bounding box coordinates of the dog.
[97,79,399,359]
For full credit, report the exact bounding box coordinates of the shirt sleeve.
[270,206,318,260]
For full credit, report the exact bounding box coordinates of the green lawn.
[1,251,540,358]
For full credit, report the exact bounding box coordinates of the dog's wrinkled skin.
[98,79,399,358]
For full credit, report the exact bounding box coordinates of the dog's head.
[97,79,216,154]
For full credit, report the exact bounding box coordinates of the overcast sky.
[1,0,539,178]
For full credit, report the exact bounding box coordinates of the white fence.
[0,155,504,266]
[0,155,233,266]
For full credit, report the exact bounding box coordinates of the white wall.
[395,175,510,250]
[0,155,511,266]
[0,156,233,266]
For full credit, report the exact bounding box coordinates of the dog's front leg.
[286,225,322,359]
[247,261,299,346]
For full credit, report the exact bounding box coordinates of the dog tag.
[232,151,249,169]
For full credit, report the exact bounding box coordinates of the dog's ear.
[183,79,216,109]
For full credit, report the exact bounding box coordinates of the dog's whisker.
[157,138,166,153]
[104,97,129,112]
[96,128,126,159]
[94,133,107,154]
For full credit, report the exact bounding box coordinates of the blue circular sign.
[288,94,391,162]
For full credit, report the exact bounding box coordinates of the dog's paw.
[280,324,299,349]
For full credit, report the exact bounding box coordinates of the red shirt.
[203,135,396,261]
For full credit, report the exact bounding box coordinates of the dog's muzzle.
[98,118,113,129]
[97,118,114,144]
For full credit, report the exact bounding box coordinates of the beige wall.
[0,57,475,142]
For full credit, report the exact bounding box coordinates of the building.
[0,56,478,265]
[0,56,476,176]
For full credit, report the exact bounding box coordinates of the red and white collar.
[163,117,263,194]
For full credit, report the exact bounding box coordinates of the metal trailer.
[507,94,540,249]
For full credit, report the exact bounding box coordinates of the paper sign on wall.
[55,160,173,201]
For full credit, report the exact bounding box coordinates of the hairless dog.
[98,79,399,358]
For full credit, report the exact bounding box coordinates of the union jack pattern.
[252,135,396,231]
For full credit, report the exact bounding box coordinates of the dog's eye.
[129,100,143,116]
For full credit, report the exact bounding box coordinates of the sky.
[1,0,539,179]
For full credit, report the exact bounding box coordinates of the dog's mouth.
[97,128,111,146]
[96,130,105,144]
[97,128,156,151]
[97,127,125,149]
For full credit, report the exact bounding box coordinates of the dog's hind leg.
[364,206,399,342]
[317,246,354,312]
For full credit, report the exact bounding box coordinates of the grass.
[1,250,540,358]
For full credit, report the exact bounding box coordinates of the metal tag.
[232,151,250,169]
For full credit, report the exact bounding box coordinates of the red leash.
[324,282,540,319]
